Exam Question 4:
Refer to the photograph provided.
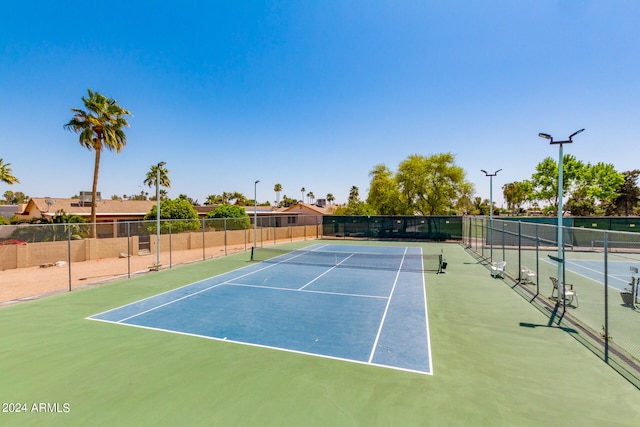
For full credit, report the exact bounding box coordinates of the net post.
[250,246,255,261]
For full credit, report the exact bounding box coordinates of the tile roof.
[24,198,157,217]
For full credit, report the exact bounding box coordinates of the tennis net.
[250,247,443,273]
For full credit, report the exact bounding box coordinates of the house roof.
[279,203,334,215]
[21,198,157,217]
[17,199,334,220]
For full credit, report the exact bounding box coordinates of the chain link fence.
[0,215,322,304]
[463,216,640,388]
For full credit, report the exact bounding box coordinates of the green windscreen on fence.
[322,216,462,240]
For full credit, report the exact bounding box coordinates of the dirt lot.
[0,244,249,305]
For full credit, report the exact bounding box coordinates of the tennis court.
[89,244,436,374]
[560,257,640,291]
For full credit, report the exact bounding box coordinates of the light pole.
[254,180,260,247]
[156,161,166,267]
[481,169,502,261]
[538,129,584,299]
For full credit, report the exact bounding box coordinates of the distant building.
[17,198,157,223]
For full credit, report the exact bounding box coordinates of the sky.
[1,1,639,208]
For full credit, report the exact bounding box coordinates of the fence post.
[482,218,486,260]
[535,224,540,294]
[604,232,609,362]
[518,221,522,282]
[502,221,506,262]
[127,222,131,278]
[67,225,72,292]
[169,220,173,268]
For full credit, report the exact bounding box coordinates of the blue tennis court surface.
[88,244,433,374]
[555,257,640,291]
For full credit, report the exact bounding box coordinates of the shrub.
[144,199,201,233]
[207,205,250,230]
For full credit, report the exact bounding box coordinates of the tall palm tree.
[349,186,359,203]
[0,158,20,185]
[274,183,282,206]
[300,187,305,203]
[326,193,335,205]
[144,163,171,200]
[307,191,315,204]
[64,89,132,236]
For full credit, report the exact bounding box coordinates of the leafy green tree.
[469,197,490,215]
[0,158,20,186]
[64,89,132,236]
[3,190,28,205]
[396,153,471,215]
[530,155,585,215]
[579,162,624,212]
[502,181,531,215]
[207,204,250,230]
[333,200,375,216]
[607,170,640,216]
[565,187,596,216]
[144,198,200,233]
[144,163,171,200]
[367,164,406,215]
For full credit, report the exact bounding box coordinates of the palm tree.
[326,193,335,204]
[64,89,132,236]
[230,191,247,205]
[205,195,219,206]
[349,186,359,203]
[307,191,315,204]
[300,187,305,203]
[274,183,282,206]
[0,158,20,186]
[144,163,171,200]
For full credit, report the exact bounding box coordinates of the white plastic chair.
[520,268,536,284]
[491,261,506,278]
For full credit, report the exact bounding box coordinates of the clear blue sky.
[1,1,639,207]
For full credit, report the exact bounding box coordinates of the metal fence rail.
[463,216,640,389]
[0,215,322,304]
